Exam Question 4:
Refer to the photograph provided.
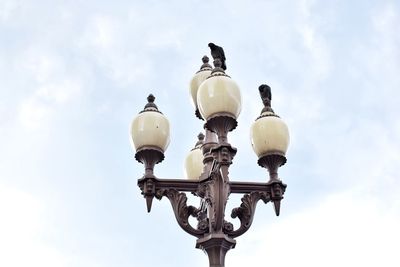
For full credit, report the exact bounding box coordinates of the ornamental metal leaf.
[156,188,207,238]
[227,191,271,238]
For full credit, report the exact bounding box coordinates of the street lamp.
[130,45,290,267]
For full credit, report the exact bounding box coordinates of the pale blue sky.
[0,1,399,267]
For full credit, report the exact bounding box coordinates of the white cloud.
[11,43,85,130]
[76,14,152,87]
[227,190,400,267]
[351,2,399,105]
[0,185,67,267]
[296,0,332,81]
[19,51,60,83]
[35,79,82,104]
[18,97,52,130]
[0,0,21,21]
[84,15,119,50]
[17,77,82,130]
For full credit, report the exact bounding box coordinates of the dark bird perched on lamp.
[208,43,227,70]
[259,84,274,113]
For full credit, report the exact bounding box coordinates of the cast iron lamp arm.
[225,179,287,238]
[229,180,281,193]
[138,177,200,192]
[137,177,199,213]
[137,176,210,238]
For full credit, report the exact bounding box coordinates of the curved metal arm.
[226,191,270,238]
[156,188,207,238]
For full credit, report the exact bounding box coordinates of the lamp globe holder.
[197,59,242,144]
[130,94,170,212]
[250,84,290,215]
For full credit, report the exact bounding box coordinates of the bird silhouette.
[208,43,227,70]
[259,84,272,106]
[259,84,274,113]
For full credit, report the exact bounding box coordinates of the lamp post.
[130,45,289,267]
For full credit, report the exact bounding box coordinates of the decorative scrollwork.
[227,191,271,238]
[269,181,287,216]
[198,218,209,232]
[196,199,209,232]
[204,166,231,232]
[223,220,234,232]
[195,181,208,198]
[156,188,207,238]
[137,177,157,212]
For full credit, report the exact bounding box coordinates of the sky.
[0,0,399,266]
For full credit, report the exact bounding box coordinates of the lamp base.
[258,153,286,182]
[135,146,165,178]
[205,113,237,144]
[196,233,236,267]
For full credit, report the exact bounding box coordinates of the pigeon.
[208,43,227,70]
[259,84,272,105]
[259,84,274,113]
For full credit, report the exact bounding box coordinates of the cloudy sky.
[1,0,399,266]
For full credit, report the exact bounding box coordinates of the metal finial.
[195,132,205,147]
[147,94,155,103]
[211,58,227,75]
[142,94,161,113]
[199,132,205,140]
[273,200,281,216]
[197,56,212,73]
[214,58,222,68]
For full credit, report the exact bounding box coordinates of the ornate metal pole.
[131,44,290,267]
